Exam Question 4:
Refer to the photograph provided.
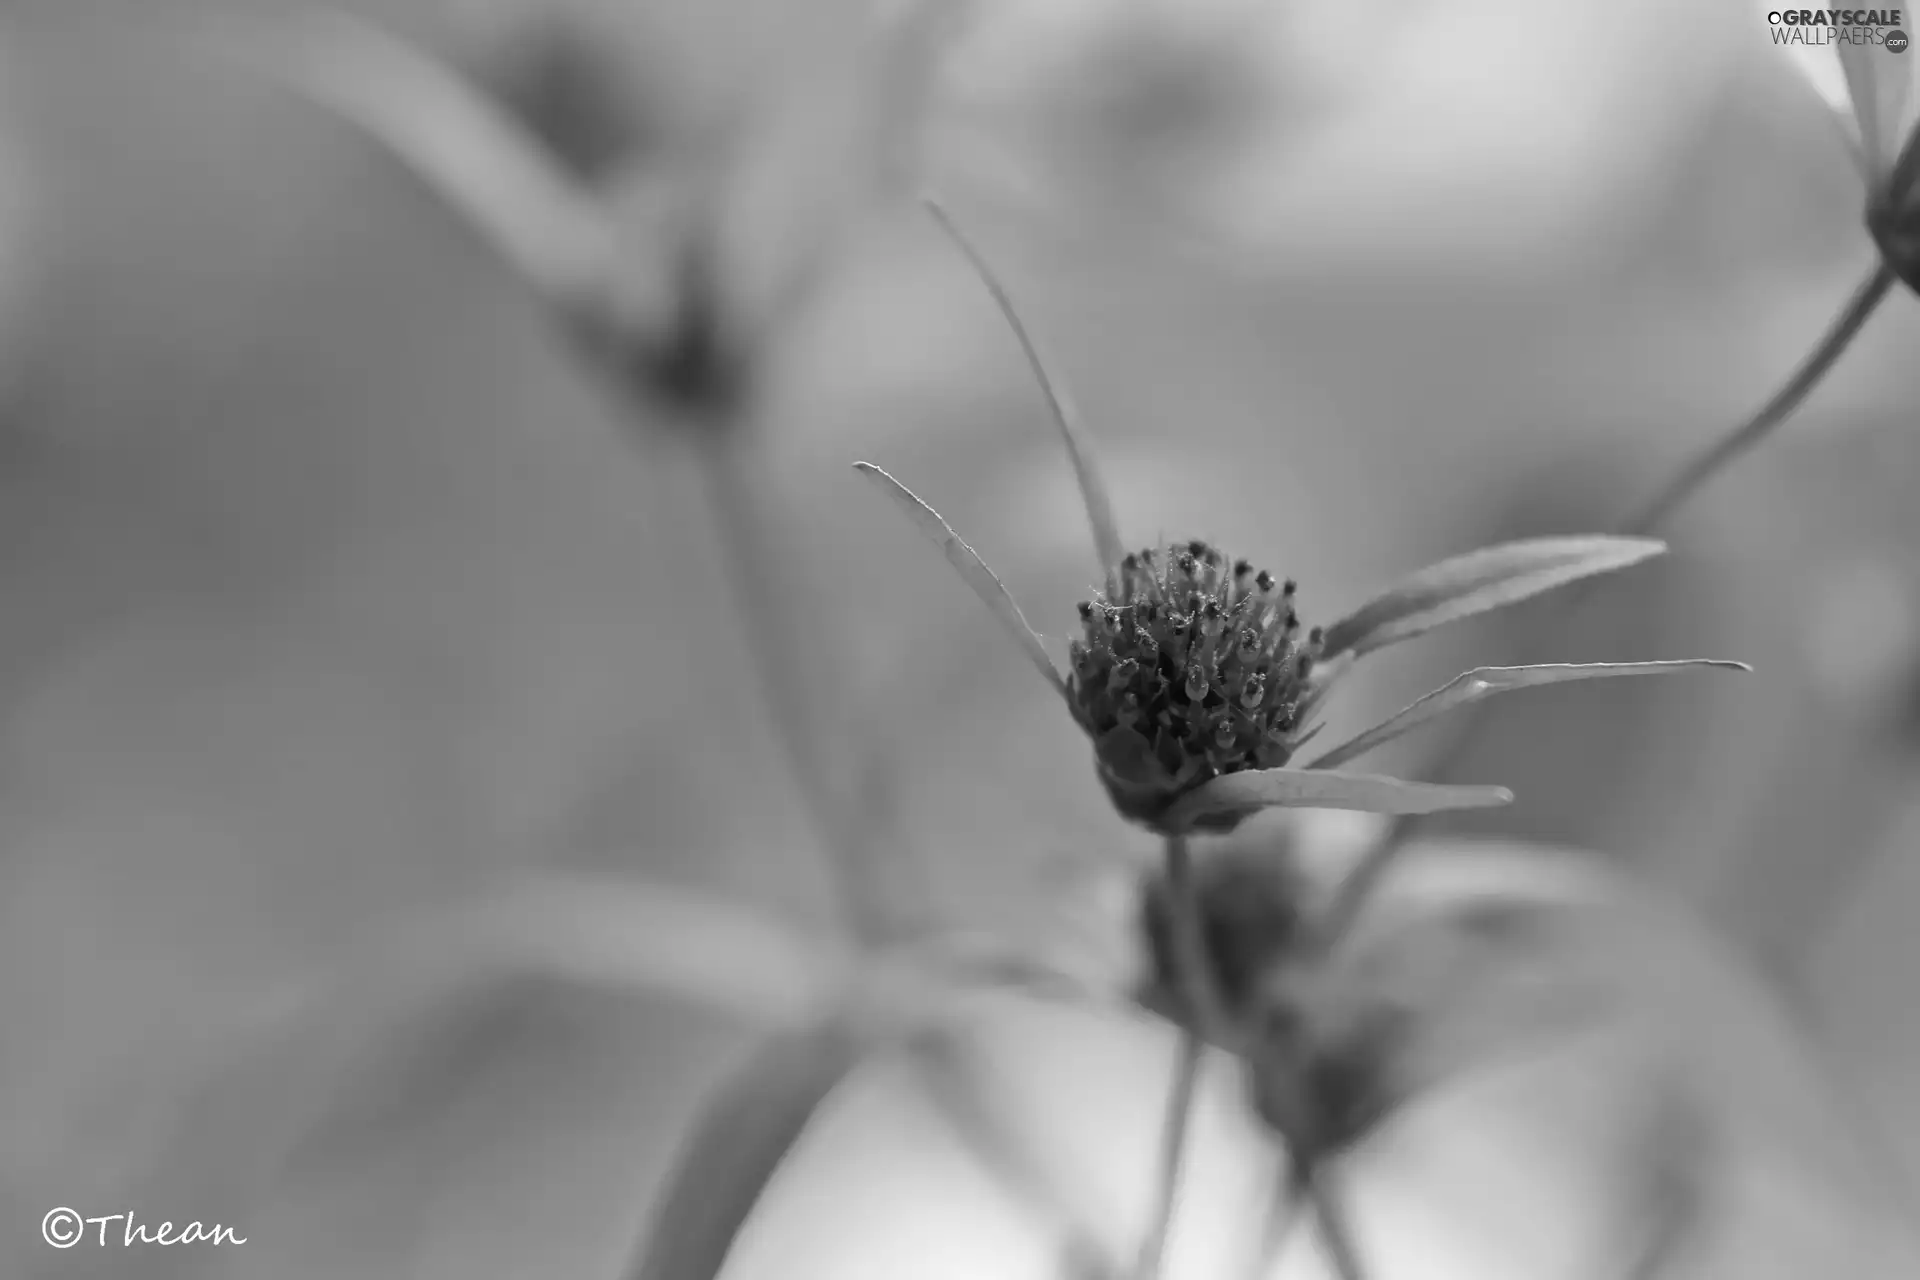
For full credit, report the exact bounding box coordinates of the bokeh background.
[2,0,1918,1276]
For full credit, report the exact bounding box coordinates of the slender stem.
[1315,259,1898,953]
[1135,834,1223,1280]
[1163,835,1227,1036]
[1246,1166,1307,1280]
[696,427,896,948]
[1307,1169,1367,1280]
[1622,262,1896,537]
[1135,1031,1202,1280]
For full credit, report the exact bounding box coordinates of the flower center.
[1067,540,1323,814]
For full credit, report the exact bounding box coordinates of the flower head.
[1068,543,1325,829]
[857,203,1747,839]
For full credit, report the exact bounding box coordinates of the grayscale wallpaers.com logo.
[1768,9,1910,50]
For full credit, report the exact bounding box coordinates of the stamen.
[1240,673,1267,710]
[1185,664,1209,701]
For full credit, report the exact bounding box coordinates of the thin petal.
[1306,659,1751,770]
[1319,536,1667,660]
[1835,26,1920,184]
[924,200,1130,577]
[199,9,628,318]
[1767,10,1868,163]
[1163,767,1512,831]
[853,462,1068,698]
[624,1020,866,1280]
[1762,6,1920,183]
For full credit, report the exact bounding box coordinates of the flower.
[1065,543,1329,830]
[856,204,1748,839]
[1764,6,1920,287]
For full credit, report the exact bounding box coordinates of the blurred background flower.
[0,1,1917,1277]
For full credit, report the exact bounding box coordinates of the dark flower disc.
[1067,540,1323,829]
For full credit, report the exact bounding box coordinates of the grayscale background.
[1,1,1917,1277]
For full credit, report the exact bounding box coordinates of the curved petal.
[1762,5,1920,186]
[1319,537,1666,661]
[923,200,1129,577]
[1163,768,1512,831]
[1837,33,1915,185]
[1306,660,1751,771]
[854,462,1068,698]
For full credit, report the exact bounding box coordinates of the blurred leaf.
[924,198,1128,576]
[451,871,849,1021]
[1319,537,1667,660]
[196,7,661,334]
[625,1020,867,1280]
[1307,661,1750,771]
[1165,769,1512,832]
[1331,898,1627,1106]
[638,993,1130,1280]
[853,461,1067,697]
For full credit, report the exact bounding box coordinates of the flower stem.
[1246,1168,1307,1280]
[1135,1030,1201,1280]
[1315,259,1898,953]
[1307,1168,1367,1280]
[696,428,900,948]
[1136,834,1222,1280]
[1621,261,1896,537]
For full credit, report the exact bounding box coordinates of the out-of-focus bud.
[461,6,658,185]
[1763,4,1920,285]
